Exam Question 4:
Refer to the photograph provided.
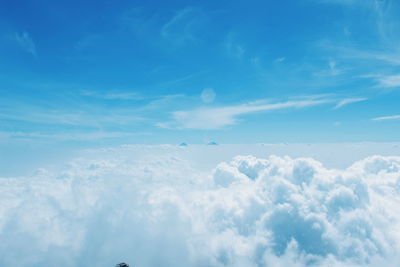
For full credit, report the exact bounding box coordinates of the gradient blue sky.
[1,0,400,145]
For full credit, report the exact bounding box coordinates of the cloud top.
[1,148,400,266]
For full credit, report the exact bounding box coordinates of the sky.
[1,0,400,146]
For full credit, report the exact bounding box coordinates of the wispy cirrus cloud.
[224,32,246,60]
[74,34,102,51]
[313,59,348,77]
[13,31,37,56]
[334,97,367,109]
[315,0,400,74]
[0,104,144,127]
[372,114,400,121]
[161,7,205,45]
[318,0,390,10]
[337,48,400,66]
[359,73,400,89]
[158,97,335,130]
[0,131,147,142]
[317,34,400,67]
[318,0,371,6]
[80,90,144,100]
[375,74,400,88]
[274,57,286,63]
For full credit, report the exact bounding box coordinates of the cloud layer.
[1,147,400,266]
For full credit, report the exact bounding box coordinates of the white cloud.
[318,0,387,9]
[1,146,400,266]
[0,131,146,141]
[352,51,400,66]
[0,105,144,127]
[319,44,400,67]
[334,97,367,109]
[372,114,400,121]
[224,32,246,59]
[14,31,37,56]
[314,59,347,77]
[375,74,400,88]
[358,73,400,90]
[80,90,143,100]
[161,7,204,45]
[319,0,361,5]
[74,34,101,50]
[163,97,334,130]
[328,59,344,76]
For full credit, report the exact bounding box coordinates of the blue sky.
[1,0,400,145]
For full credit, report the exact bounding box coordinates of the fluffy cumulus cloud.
[1,147,400,266]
